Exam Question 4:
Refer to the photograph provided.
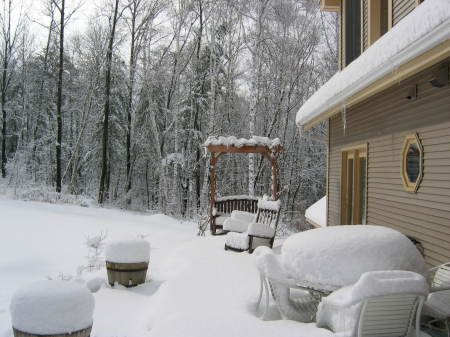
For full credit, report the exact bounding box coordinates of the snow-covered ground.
[0,196,197,336]
[0,196,436,337]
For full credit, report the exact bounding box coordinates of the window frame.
[340,144,368,225]
[343,0,362,66]
[368,0,392,46]
[401,133,423,193]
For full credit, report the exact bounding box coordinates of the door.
[341,145,367,225]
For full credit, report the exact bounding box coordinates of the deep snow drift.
[0,196,195,337]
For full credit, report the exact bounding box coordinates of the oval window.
[401,134,423,193]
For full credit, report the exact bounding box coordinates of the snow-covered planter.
[105,238,150,287]
[10,280,94,337]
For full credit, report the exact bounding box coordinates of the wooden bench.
[210,195,258,235]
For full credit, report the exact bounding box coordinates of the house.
[297,0,450,266]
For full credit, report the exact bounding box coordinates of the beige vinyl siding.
[328,59,450,267]
[392,0,416,26]
[339,4,344,70]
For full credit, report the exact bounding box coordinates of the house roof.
[296,0,450,129]
[305,196,327,227]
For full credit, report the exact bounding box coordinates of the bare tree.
[99,0,121,204]
[0,0,24,177]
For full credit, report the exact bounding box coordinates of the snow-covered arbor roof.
[205,136,282,153]
[296,0,450,129]
[205,136,283,233]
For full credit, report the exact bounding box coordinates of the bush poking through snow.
[83,231,107,272]
[10,280,95,335]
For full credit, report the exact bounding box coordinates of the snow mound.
[296,0,450,127]
[305,196,326,227]
[10,280,95,334]
[105,238,150,263]
[205,136,281,149]
[281,225,428,287]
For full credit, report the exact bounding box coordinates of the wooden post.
[271,156,278,200]
[209,153,217,234]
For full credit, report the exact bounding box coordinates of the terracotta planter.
[106,261,148,287]
[13,326,92,337]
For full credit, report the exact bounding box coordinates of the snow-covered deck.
[0,197,319,337]
[0,197,437,337]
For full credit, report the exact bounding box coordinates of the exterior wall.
[328,59,450,267]
[392,0,416,26]
[340,0,418,69]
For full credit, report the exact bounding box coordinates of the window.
[401,134,423,193]
[368,0,390,45]
[344,0,361,66]
[341,145,367,225]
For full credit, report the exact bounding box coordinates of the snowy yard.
[0,197,441,337]
[0,196,317,337]
[0,196,198,337]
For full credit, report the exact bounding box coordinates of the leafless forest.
[0,0,337,228]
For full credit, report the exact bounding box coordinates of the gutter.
[298,18,450,129]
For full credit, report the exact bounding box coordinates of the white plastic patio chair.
[254,248,428,337]
[254,247,316,322]
[422,262,450,337]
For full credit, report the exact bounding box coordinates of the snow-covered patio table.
[281,225,428,289]
[255,225,429,323]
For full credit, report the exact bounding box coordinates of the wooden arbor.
[205,137,283,234]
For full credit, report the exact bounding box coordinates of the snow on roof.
[305,196,327,227]
[296,0,450,127]
[205,136,281,149]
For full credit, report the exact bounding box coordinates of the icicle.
[342,105,347,135]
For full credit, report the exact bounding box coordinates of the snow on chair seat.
[224,196,281,253]
[248,222,276,238]
[224,232,249,252]
[223,218,250,233]
[230,210,256,223]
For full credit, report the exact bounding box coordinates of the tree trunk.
[99,0,120,204]
[55,0,65,193]
[126,3,136,203]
